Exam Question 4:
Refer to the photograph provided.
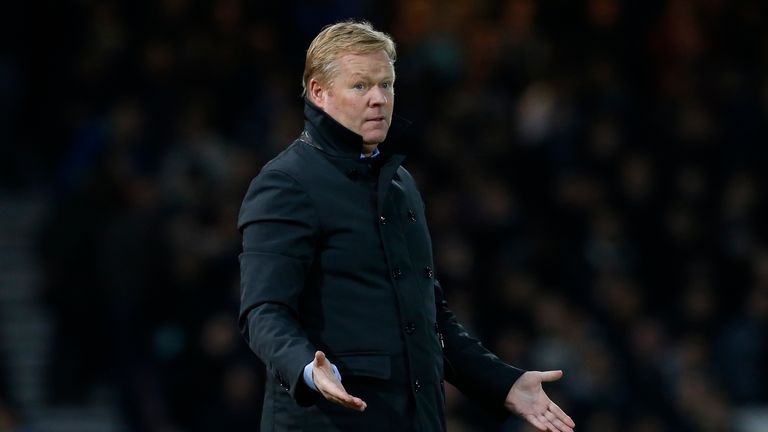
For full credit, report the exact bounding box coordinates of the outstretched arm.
[435,279,574,429]
[434,278,523,416]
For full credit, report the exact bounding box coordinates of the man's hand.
[312,351,367,412]
[505,370,575,432]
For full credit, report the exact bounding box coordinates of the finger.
[328,392,367,411]
[552,418,573,432]
[545,411,573,432]
[317,379,367,412]
[539,370,564,382]
[349,396,367,411]
[537,414,557,432]
[314,350,327,366]
[550,402,575,428]
[524,414,548,431]
[334,392,363,408]
[542,412,558,432]
[329,394,362,408]
[552,419,573,432]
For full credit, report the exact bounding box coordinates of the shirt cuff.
[303,360,342,392]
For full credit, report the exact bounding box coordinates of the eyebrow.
[349,72,395,80]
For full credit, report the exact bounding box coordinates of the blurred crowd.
[3,0,768,431]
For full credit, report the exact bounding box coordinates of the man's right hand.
[312,350,367,411]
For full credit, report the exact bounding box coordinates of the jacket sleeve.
[435,278,524,419]
[238,168,320,406]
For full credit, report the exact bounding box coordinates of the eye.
[353,83,366,91]
[381,82,390,89]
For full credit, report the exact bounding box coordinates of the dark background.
[1,0,768,431]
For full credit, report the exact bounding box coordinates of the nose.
[369,86,387,106]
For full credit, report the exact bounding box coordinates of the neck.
[361,143,378,157]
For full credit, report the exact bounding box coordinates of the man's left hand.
[504,370,575,432]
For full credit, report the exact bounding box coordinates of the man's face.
[312,50,395,145]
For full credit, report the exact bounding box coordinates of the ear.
[308,78,327,108]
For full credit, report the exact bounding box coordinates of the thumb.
[314,350,327,367]
[539,370,564,382]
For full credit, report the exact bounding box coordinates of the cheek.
[346,99,366,121]
[343,97,360,112]
[335,95,354,111]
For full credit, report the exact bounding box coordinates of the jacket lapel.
[377,155,406,214]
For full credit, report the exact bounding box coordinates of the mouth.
[366,116,387,123]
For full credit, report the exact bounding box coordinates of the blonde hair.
[302,20,396,97]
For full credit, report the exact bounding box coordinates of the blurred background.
[2,0,768,431]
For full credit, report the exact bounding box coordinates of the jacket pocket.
[332,352,391,380]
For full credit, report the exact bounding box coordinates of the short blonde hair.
[302,20,396,97]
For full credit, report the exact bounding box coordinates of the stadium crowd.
[2,0,768,431]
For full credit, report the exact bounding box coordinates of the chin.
[363,132,388,144]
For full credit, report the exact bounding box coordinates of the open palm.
[505,370,575,432]
[312,351,367,412]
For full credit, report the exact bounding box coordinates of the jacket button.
[379,215,387,225]
[346,168,359,180]
[414,379,421,392]
[391,267,402,280]
[276,373,289,391]
[424,266,434,279]
[404,322,416,334]
[407,210,417,222]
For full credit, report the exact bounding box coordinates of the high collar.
[302,98,411,159]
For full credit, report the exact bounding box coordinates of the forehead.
[334,51,394,78]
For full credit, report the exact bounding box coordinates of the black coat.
[238,100,523,431]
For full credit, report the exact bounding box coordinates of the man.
[238,20,575,432]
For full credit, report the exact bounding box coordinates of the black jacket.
[238,100,523,431]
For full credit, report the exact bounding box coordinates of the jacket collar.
[302,98,411,159]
